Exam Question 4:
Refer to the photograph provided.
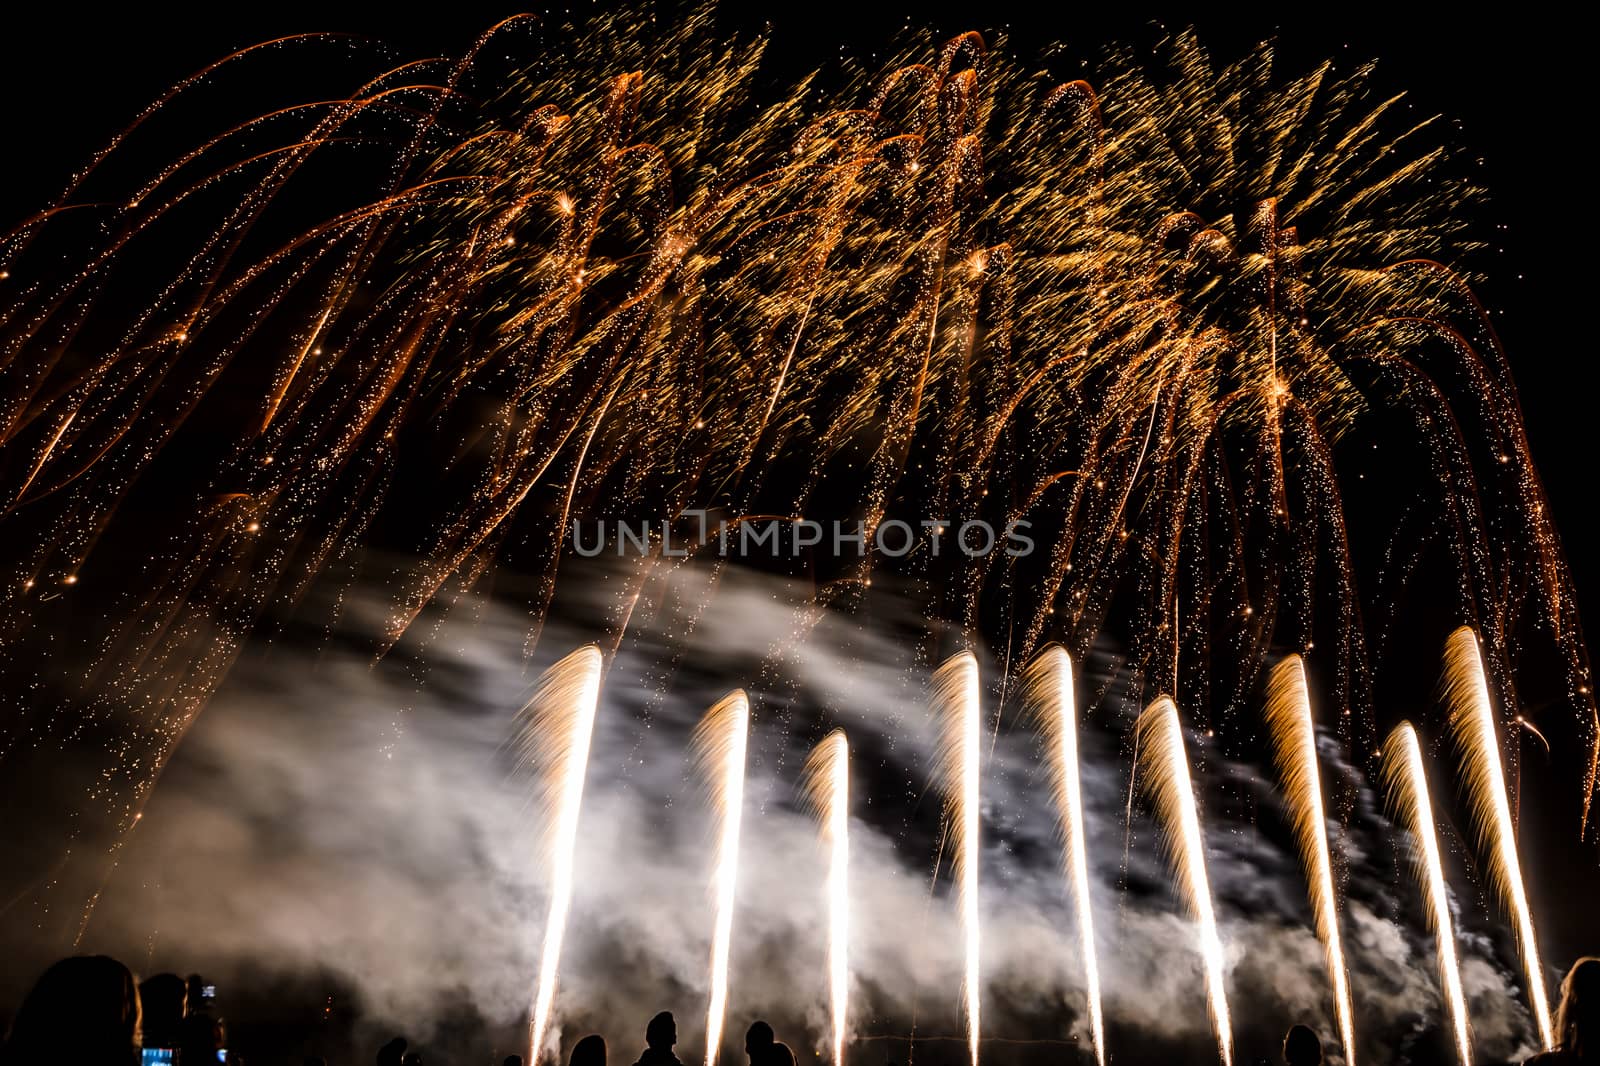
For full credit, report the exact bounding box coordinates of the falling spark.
[1587,708,1600,841]
[518,645,604,1066]
[10,409,76,507]
[1383,722,1472,1066]
[933,652,982,1066]
[1263,656,1357,1064]
[695,691,751,1066]
[1441,628,1553,1049]
[1023,647,1105,1066]
[5,14,1595,902]
[1136,696,1232,1066]
[804,730,851,1066]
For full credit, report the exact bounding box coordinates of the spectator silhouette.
[181,975,224,1066]
[744,1022,775,1066]
[1528,957,1600,1064]
[572,1034,607,1066]
[378,1036,409,1066]
[401,1052,423,1066]
[1,955,143,1066]
[1282,1024,1322,1066]
[635,1011,681,1066]
[505,1057,524,1066]
[769,1043,796,1066]
[139,973,187,1052]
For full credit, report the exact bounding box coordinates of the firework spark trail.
[933,652,982,1066]
[517,645,604,1065]
[1263,656,1357,1064]
[1023,647,1104,1066]
[3,15,1597,970]
[1441,628,1554,1048]
[695,691,751,1066]
[804,730,851,1066]
[1383,722,1472,1065]
[1136,697,1232,1066]
[1588,708,1600,841]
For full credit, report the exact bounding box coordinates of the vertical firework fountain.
[1442,628,1554,1049]
[519,646,605,1065]
[804,731,851,1066]
[1136,697,1233,1066]
[1383,723,1473,1066]
[1024,647,1105,1066]
[696,691,752,1066]
[502,639,1564,1066]
[1263,656,1357,1064]
[933,652,983,1066]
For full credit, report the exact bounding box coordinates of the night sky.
[0,5,1594,1066]
[2,2,1592,647]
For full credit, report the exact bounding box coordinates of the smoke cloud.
[71,559,1544,1065]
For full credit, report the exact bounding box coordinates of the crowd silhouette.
[3,953,1598,1065]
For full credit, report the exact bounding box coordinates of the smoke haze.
[48,560,1546,1065]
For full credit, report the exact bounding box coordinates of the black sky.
[2,1,1589,610]
[0,4,1593,1061]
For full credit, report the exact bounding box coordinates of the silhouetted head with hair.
[1555,957,1600,1058]
[1282,1024,1322,1066]
[2,955,142,1066]
[138,973,187,1049]
[744,1022,774,1064]
[647,1013,677,1051]
[377,1036,408,1066]
[572,1034,607,1066]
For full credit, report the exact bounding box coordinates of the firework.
[1383,722,1472,1065]
[1263,656,1356,1063]
[695,690,751,1066]
[1023,646,1104,1066]
[803,730,851,1066]
[1441,628,1553,1048]
[517,645,604,1065]
[1136,697,1232,1066]
[2,17,1590,782]
[2,12,1595,995]
[933,652,983,1066]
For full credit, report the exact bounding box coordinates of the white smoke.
[78,557,1543,1065]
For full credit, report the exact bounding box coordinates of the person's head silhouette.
[647,1012,677,1051]
[504,1056,524,1066]
[1282,1024,1322,1066]
[744,1022,775,1064]
[139,972,188,1049]
[3,955,143,1066]
[377,1036,408,1066]
[1556,956,1600,1055]
[572,1034,607,1066]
